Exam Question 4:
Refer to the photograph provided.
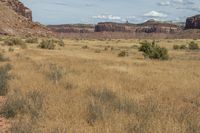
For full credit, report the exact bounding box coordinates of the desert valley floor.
[0,38,199,132]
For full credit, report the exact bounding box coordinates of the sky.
[20,0,200,25]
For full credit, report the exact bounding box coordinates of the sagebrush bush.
[173,44,187,50]
[0,53,9,62]
[4,38,25,46]
[180,44,187,49]
[50,127,67,133]
[0,37,4,41]
[11,118,39,133]
[82,45,88,49]
[0,64,12,96]
[25,38,38,43]
[139,41,169,60]
[86,101,104,125]
[1,89,45,119]
[173,45,180,50]
[48,64,65,83]
[118,50,129,57]
[58,40,65,47]
[38,40,55,50]
[89,89,117,103]
[188,41,199,50]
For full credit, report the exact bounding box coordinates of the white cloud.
[172,0,183,3]
[92,15,121,20]
[144,11,167,18]
[158,1,171,6]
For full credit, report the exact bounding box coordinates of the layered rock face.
[0,1,52,36]
[136,20,181,33]
[95,22,134,32]
[94,21,181,34]
[0,0,32,21]
[185,15,200,29]
[48,24,95,33]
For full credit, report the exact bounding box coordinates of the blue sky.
[20,0,200,24]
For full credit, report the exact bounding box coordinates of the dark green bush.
[139,41,169,60]
[25,38,38,43]
[82,45,88,49]
[58,40,65,47]
[173,44,187,50]
[118,51,129,57]
[173,45,180,50]
[48,64,65,84]
[4,38,25,46]
[0,53,9,62]
[38,40,55,50]
[0,64,12,96]
[1,89,44,119]
[180,45,187,49]
[188,41,199,50]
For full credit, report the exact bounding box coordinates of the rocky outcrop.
[0,1,52,36]
[95,22,133,32]
[94,20,181,34]
[185,15,200,29]
[136,20,181,33]
[48,24,94,33]
[0,0,32,21]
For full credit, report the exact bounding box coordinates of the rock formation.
[48,24,94,33]
[0,0,32,21]
[94,20,181,34]
[95,22,135,32]
[0,0,52,36]
[136,20,181,33]
[185,15,200,29]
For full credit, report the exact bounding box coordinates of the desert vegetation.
[139,41,169,60]
[0,38,200,133]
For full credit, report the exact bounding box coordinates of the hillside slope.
[0,1,52,36]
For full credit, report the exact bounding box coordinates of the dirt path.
[0,96,10,133]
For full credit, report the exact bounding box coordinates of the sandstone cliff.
[0,0,32,20]
[0,0,52,36]
[94,20,181,34]
[185,15,200,29]
[48,24,94,33]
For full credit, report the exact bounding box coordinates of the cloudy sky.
[20,0,200,24]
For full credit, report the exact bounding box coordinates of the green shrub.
[95,49,101,53]
[0,37,4,41]
[188,41,199,50]
[118,50,129,57]
[8,47,14,52]
[87,89,117,104]
[48,64,65,84]
[173,44,187,50]
[173,45,180,50]
[86,101,103,125]
[58,40,65,47]
[4,38,25,46]
[0,64,12,96]
[1,89,44,118]
[50,127,67,133]
[139,41,169,60]
[25,38,38,43]
[82,45,88,49]
[65,82,77,90]
[38,40,55,50]
[0,53,9,62]
[180,45,187,49]
[11,119,38,133]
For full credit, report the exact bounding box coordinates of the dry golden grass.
[0,38,200,132]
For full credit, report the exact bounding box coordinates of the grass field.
[0,38,200,133]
